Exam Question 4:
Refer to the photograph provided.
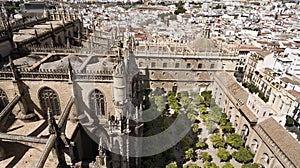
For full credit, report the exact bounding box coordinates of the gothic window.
[175,63,180,68]
[186,63,191,68]
[89,89,105,117]
[0,88,8,111]
[39,87,61,117]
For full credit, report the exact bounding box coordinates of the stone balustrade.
[0,68,113,81]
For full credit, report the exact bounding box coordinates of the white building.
[285,48,300,78]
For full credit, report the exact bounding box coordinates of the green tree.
[209,133,225,148]
[226,133,244,149]
[183,162,199,168]
[159,118,170,130]
[203,161,219,168]
[198,104,207,114]
[222,162,234,168]
[199,152,211,162]
[187,113,196,121]
[232,147,254,163]
[154,96,166,112]
[205,120,218,133]
[217,147,231,162]
[209,106,223,123]
[241,163,262,168]
[201,91,212,106]
[219,113,228,124]
[180,136,193,151]
[166,161,178,168]
[196,138,207,149]
[177,91,189,99]
[219,113,234,133]
[192,123,199,133]
[185,148,194,160]
[200,113,208,122]
[142,95,151,110]
[186,103,195,114]
[180,96,191,109]
[192,94,204,106]
[167,91,176,97]
[220,121,234,134]
[167,94,180,112]
[238,67,244,73]
[247,83,259,93]
[286,115,294,127]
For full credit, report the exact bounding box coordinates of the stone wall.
[0,76,115,121]
[246,129,284,168]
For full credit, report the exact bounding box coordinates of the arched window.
[241,124,250,141]
[39,87,61,117]
[89,89,105,117]
[261,153,270,168]
[235,115,239,127]
[251,139,259,153]
[0,89,8,111]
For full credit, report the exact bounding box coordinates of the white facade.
[273,57,292,73]
[256,52,276,70]
[285,48,300,78]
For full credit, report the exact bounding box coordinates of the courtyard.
[141,88,261,168]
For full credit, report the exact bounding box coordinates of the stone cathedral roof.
[39,56,83,70]
[188,38,218,52]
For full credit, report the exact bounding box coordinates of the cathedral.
[0,3,236,167]
[0,7,143,168]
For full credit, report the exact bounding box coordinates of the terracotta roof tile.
[255,118,300,167]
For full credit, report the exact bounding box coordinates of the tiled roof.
[240,105,258,123]
[280,76,300,86]
[215,72,249,104]
[239,44,261,51]
[257,51,272,58]
[255,118,300,167]
[287,90,300,99]
[215,72,258,123]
